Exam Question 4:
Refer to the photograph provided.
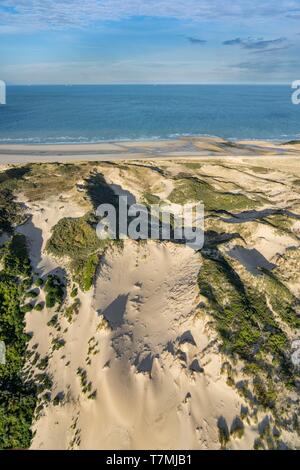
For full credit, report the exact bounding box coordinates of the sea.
[0,85,299,144]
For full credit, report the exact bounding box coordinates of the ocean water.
[0,85,299,144]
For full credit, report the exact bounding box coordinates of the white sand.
[27,240,256,450]
[16,194,86,275]
[1,136,300,164]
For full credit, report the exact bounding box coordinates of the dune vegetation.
[0,234,37,449]
[46,215,110,291]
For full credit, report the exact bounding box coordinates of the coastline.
[0,136,300,164]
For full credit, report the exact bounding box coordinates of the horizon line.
[5,82,292,86]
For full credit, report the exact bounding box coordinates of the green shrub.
[34,303,44,312]
[76,367,95,396]
[45,293,55,309]
[47,314,58,328]
[230,416,245,439]
[254,438,265,450]
[46,216,104,259]
[22,277,33,290]
[35,278,44,287]
[169,177,259,211]
[70,286,78,298]
[0,188,26,235]
[46,215,108,291]
[261,269,300,329]
[143,192,161,205]
[65,299,81,323]
[44,275,64,308]
[253,377,277,410]
[25,290,39,299]
[0,236,37,448]
[20,303,34,314]
[217,416,230,449]
[53,392,65,406]
[2,234,31,277]
[197,248,295,414]
[72,254,99,291]
[51,338,65,351]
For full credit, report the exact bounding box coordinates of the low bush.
[44,275,64,309]
[0,236,37,448]
[34,303,44,312]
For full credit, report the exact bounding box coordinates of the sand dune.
[29,240,257,450]
[1,153,299,450]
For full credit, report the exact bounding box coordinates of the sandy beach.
[1,136,300,164]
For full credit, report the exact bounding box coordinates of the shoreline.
[0,136,300,164]
[0,135,286,145]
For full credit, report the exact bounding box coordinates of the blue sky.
[1,0,300,84]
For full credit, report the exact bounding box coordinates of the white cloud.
[0,59,224,84]
[1,1,300,32]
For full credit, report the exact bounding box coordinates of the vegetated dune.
[1,154,300,450]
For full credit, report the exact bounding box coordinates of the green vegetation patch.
[70,254,100,292]
[169,176,258,212]
[0,234,31,278]
[198,247,298,411]
[217,416,230,449]
[0,236,37,449]
[15,163,88,202]
[65,298,81,323]
[34,278,44,287]
[34,303,44,312]
[46,216,104,259]
[20,303,34,314]
[46,215,109,291]
[182,163,203,170]
[76,367,96,399]
[0,190,26,235]
[261,268,300,330]
[262,214,294,234]
[70,286,78,298]
[45,206,124,292]
[44,275,65,309]
[249,166,270,174]
[0,167,30,234]
[143,192,161,206]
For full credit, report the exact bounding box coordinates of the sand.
[1,136,300,164]
[1,141,300,450]
[28,240,256,450]
[16,194,87,275]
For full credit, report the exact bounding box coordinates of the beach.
[1,136,300,164]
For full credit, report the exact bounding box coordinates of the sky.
[1,0,300,84]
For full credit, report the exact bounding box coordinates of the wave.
[0,132,299,145]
